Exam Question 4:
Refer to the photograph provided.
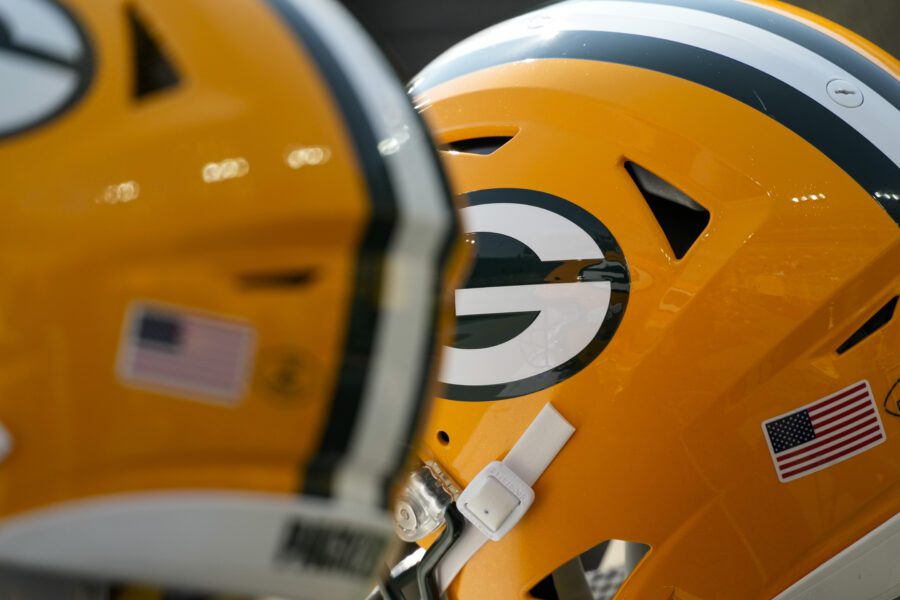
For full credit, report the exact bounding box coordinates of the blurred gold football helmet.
[395,0,900,599]
[0,0,459,597]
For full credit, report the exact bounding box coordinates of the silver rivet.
[394,500,418,531]
[826,79,864,108]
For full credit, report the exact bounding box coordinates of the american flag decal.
[118,303,256,403]
[762,380,886,482]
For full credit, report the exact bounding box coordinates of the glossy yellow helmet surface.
[408,0,900,598]
[0,0,459,597]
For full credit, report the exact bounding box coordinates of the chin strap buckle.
[457,461,534,541]
[436,403,575,591]
[374,403,575,600]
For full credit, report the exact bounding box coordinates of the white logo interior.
[0,0,89,136]
[440,202,611,387]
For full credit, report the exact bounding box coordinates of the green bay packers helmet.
[392,0,900,599]
[0,0,459,598]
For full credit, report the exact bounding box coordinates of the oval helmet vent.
[440,136,513,155]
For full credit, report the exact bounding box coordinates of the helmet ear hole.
[528,539,651,600]
[436,430,451,446]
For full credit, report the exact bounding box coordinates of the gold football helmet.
[396,0,900,598]
[0,0,459,598]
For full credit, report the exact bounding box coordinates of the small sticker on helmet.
[117,302,256,404]
[762,380,886,482]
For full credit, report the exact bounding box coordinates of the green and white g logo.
[440,189,629,401]
[0,0,93,139]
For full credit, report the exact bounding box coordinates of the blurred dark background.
[339,0,899,80]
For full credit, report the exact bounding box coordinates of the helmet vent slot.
[237,268,316,289]
[625,162,709,259]
[440,136,513,155]
[129,7,180,99]
[836,296,897,355]
[529,539,651,600]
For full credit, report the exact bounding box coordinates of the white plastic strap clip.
[437,403,575,590]
[457,461,533,541]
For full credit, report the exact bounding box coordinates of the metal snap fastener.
[826,79,864,108]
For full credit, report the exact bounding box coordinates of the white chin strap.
[437,403,576,591]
